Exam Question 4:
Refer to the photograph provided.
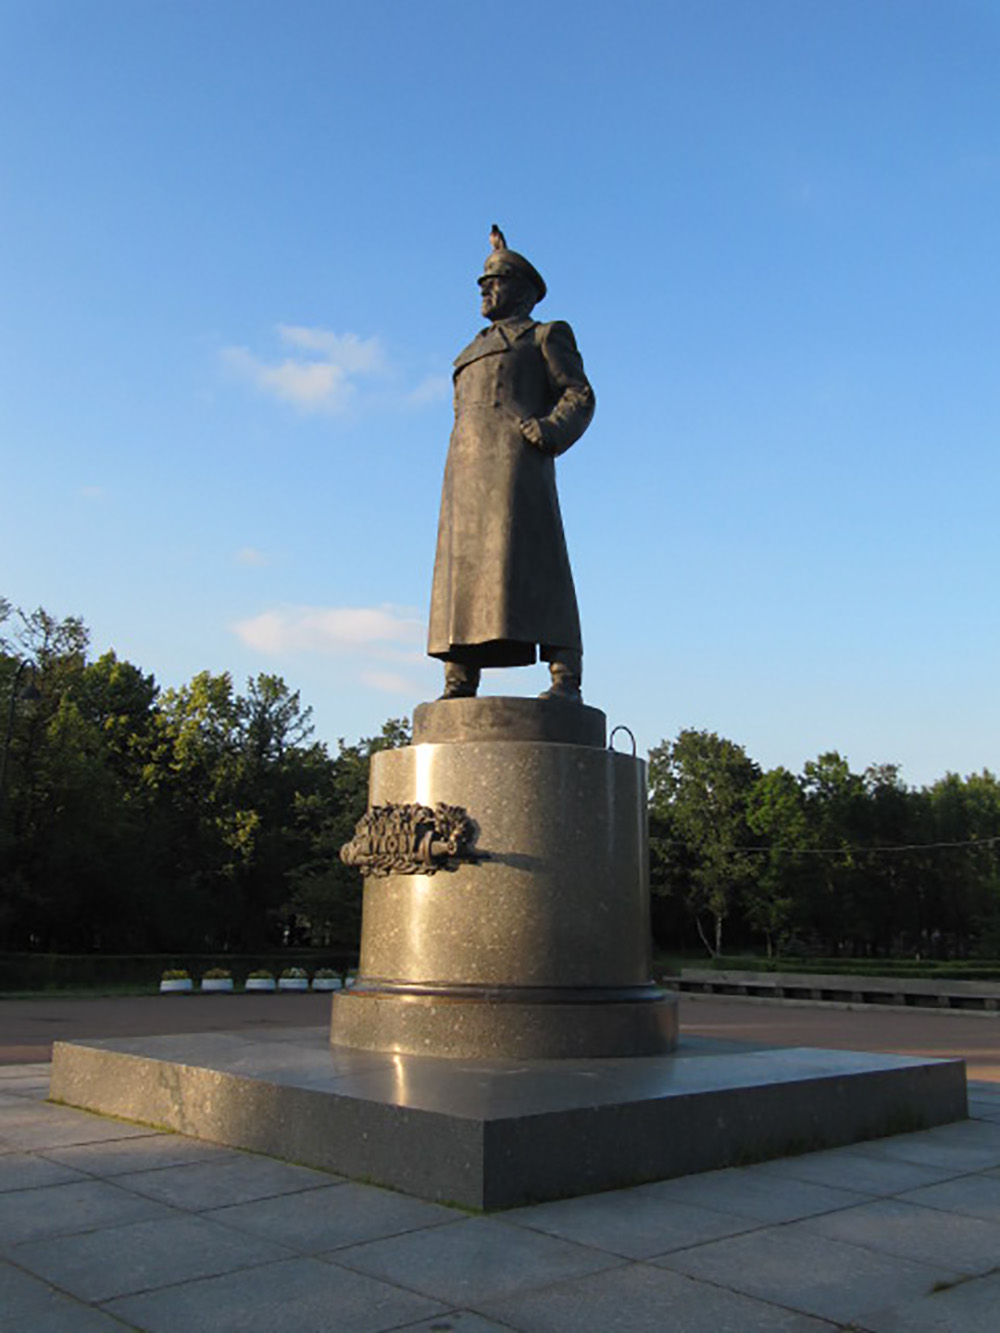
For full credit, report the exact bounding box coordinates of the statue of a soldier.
[427,229,595,702]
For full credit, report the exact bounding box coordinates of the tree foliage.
[651,728,1000,960]
[649,730,760,956]
[0,601,408,954]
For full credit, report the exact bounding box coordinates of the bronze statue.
[427,229,595,701]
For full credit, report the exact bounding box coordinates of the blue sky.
[2,0,998,786]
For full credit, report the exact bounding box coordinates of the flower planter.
[200,978,234,993]
[244,977,276,992]
[278,977,310,992]
[159,978,193,994]
[311,977,342,992]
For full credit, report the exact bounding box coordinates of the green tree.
[151,670,330,950]
[744,766,809,957]
[0,605,136,950]
[285,718,411,947]
[853,763,920,954]
[649,729,761,956]
[924,770,1000,955]
[793,751,867,953]
[1,595,422,955]
[230,674,328,948]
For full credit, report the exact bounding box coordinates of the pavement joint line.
[318,1229,634,1305]
[1,1251,118,1314]
[200,1207,458,1255]
[96,1251,308,1305]
[642,1248,886,1327]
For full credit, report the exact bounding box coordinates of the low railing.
[672,968,1000,1013]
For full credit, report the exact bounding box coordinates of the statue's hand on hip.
[519,418,549,452]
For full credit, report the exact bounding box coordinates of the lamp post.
[0,658,39,824]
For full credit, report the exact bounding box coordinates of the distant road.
[0,992,326,1065]
[1,990,996,1080]
[680,992,999,1082]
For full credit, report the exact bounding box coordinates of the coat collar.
[491,315,538,343]
[453,317,538,371]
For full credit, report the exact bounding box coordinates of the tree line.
[3,599,998,960]
[0,600,407,954]
[649,730,1000,961]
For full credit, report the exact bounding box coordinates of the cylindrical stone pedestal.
[330,698,678,1059]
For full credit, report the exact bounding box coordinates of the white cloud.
[232,604,424,656]
[221,325,385,414]
[222,324,448,416]
[232,603,432,698]
[236,547,269,567]
[276,326,383,372]
[79,485,106,501]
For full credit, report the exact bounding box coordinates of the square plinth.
[49,1028,967,1211]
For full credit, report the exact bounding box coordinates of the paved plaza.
[1,996,998,1330]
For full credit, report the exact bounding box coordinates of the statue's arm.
[522,321,595,456]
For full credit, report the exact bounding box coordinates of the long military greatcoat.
[427,315,595,667]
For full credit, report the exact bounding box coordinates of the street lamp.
[0,658,40,822]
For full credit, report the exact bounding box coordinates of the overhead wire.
[653,834,1000,858]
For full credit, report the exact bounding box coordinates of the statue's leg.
[539,647,582,702]
[440,660,481,700]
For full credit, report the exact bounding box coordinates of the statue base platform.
[331,696,678,1059]
[50,1029,968,1211]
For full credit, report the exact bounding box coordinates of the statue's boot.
[440,661,480,700]
[539,649,582,703]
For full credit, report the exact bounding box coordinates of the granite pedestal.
[330,697,678,1059]
[46,697,969,1207]
[49,1028,967,1210]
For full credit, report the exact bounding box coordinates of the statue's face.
[480,275,515,321]
[480,274,534,322]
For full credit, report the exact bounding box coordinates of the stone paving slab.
[332,1216,625,1306]
[479,1262,836,1333]
[797,1195,1000,1275]
[859,1269,1000,1332]
[501,1188,763,1260]
[395,1316,512,1332]
[11,1212,296,1302]
[0,1090,33,1110]
[653,1226,960,1325]
[0,1149,89,1192]
[0,1102,161,1152]
[844,1120,1000,1173]
[742,1142,964,1195]
[204,1179,455,1252]
[111,1151,339,1210]
[622,1162,870,1223]
[0,1177,176,1250]
[896,1171,1000,1223]
[103,1255,449,1333]
[38,1130,243,1177]
[0,1262,133,1332]
[0,1063,52,1093]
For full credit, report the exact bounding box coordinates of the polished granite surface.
[52,1028,956,1112]
[50,1027,967,1209]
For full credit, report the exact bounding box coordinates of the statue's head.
[478,247,546,322]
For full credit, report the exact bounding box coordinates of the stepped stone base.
[50,1028,967,1211]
